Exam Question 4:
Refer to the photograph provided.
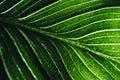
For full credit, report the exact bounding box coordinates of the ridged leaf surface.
[0,0,120,80]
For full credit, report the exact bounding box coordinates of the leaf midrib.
[0,17,119,64]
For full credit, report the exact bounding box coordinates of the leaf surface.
[0,0,120,80]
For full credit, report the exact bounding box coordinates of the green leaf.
[0,0,120,80]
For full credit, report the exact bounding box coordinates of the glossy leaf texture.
[0,0,120,80]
